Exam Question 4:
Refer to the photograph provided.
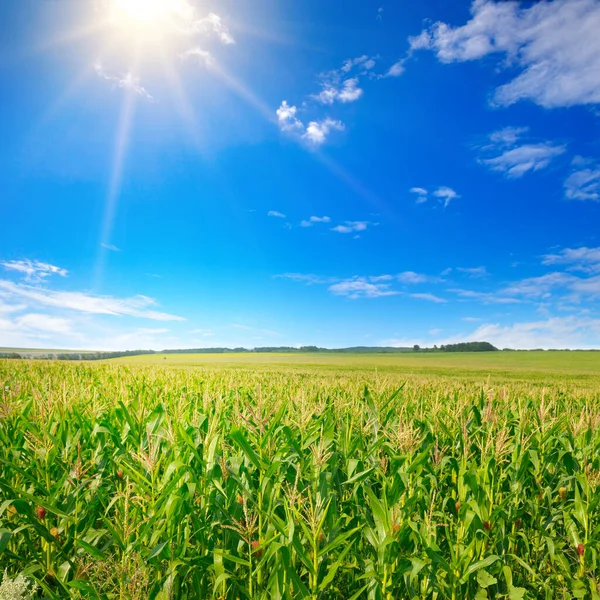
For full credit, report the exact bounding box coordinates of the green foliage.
[0,360,599,599]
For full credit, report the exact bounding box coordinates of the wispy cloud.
[409,0,600,109]
[409,187,429,204]
[179,47,214,67]
[101,243,121,252]
[1,260,68,283]
[279,271,447,302]
[385,59,406,77]
[268,210,286,218]
[478,127,565,178]
[331,221,369,234]
[410,186,458,207]
[564,157,600,201]
[189,13,235,44]
[397,271,443,284]
[0,280,184,321]
[94,63,155,102]
[542,246,600,273]
[328,278,399,299]
[456,266,487,278]
[409,293,447,303]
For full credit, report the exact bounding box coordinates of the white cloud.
[314,77,363,104]
[410,0,600,108]
[564,158,600,201]
[94,63,155,102]
[500,272,577,299]
[479,127,565,177]
[341,55,377,73]
[276,273,334,285]
[191,13,235,44]
[410,187,429,204]
[276,103,344,146]
[454,316,600,349]
[397,271,443,284]
[101,243,121,252]
[410,293,447,303]
[179,47,214,67]
[300,216,331,227]
[276,101,303,132]
[433,186,459,207]
[268,210,286,218]
[303,118,344,145]
[386,60,406,77]
[15,314,74,335]
[449,288,522,304]
[331,221,369,234]
[190,328,215,336]
[542,246,600,273]
[482,143,566,178]
[457,266,487,278]
[1,260,68,283]
[328,278,399,299]
[0,280,184,321]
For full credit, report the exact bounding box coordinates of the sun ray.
[93,45,142,291]
[156,45,204,149]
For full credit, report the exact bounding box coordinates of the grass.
[0,355,599,598]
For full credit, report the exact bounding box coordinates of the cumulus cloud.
[410,0,600,108]
[1,260,68,283]
[314,77,363,105]
[268,210,286,218]
[275,102,344,146]
[300,216,331,227]
[433,186,459,208]
[276,101,303,132]
[303,118,345,146]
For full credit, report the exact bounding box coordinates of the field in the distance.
[0,353,599,598]
[116,350,600,384]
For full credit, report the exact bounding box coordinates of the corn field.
[1,360,599,599]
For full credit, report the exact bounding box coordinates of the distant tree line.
[2,342,599,361]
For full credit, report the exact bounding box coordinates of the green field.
[117,349,600,372]
[0,354,599,598]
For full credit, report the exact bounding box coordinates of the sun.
[110,0,184,32]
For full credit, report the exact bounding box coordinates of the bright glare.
[112,0,176,26]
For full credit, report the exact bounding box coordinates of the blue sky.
[2,0,600,350]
